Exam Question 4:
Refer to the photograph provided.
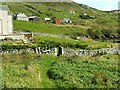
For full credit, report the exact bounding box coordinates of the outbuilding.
[28,16,40,22]
[62,18,72,24]
[55,19,61,24]
[45,18,51,21]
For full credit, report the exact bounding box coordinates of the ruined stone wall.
[63,48,120,56]
[0,46,119,56]
[0,47,57,55]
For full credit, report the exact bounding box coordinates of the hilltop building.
[69,10,76,14]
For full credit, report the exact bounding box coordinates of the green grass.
[13,20,87,35]
[2,54,119,88]
[2,54,59,88]
[48,55,118,88]
[38,55,58,88]
[34,35,115,49]
[1,35,116,50]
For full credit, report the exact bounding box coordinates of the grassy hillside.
[4,2,118,40]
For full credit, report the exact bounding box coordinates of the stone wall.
[63,48,120,56]
[0,47,57,56]
[0,46,119,56]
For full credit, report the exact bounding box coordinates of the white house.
[69,10,76,14]
[0,5,25,40]
[16,13,29,21]
[0,5,13,35]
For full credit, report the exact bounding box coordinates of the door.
[57,46,63,56]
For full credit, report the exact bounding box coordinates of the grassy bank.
[2,54,119,88]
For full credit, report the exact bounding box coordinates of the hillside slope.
[4,2,119,39]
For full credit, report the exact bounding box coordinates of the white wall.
[0,10,13,35]
[17,17,29,21]
[0,35,24,40]
[0,19,2,34]
[7,15,13,34]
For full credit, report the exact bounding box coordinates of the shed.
[28,16,40,22]
[79,13,96,19]
[62,18,72,24]
[45,18,51,21]
[55,19,61,24]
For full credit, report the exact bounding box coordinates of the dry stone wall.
[0,47,57,55]
[0,46,119,56]
[63,48,120,56]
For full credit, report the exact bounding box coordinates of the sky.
[73,0,119,11]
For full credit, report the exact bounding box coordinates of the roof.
[69,10,75,12]
[63,18,71,21]
[17,13,28,18]
[0,5,12,15]
[45,18,51,21]
[28,16,39,18]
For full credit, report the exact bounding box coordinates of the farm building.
[62,18,72,24]
[14,13,40,22]
[51,18,61,24]
[79,13,96,19]
[45,18,51,21]
[55,19,61,24]
[16,13,29,21]
[0,5,13,35]
[28,16,40,22]
[69,10,76,14]
[44,18,51,23]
